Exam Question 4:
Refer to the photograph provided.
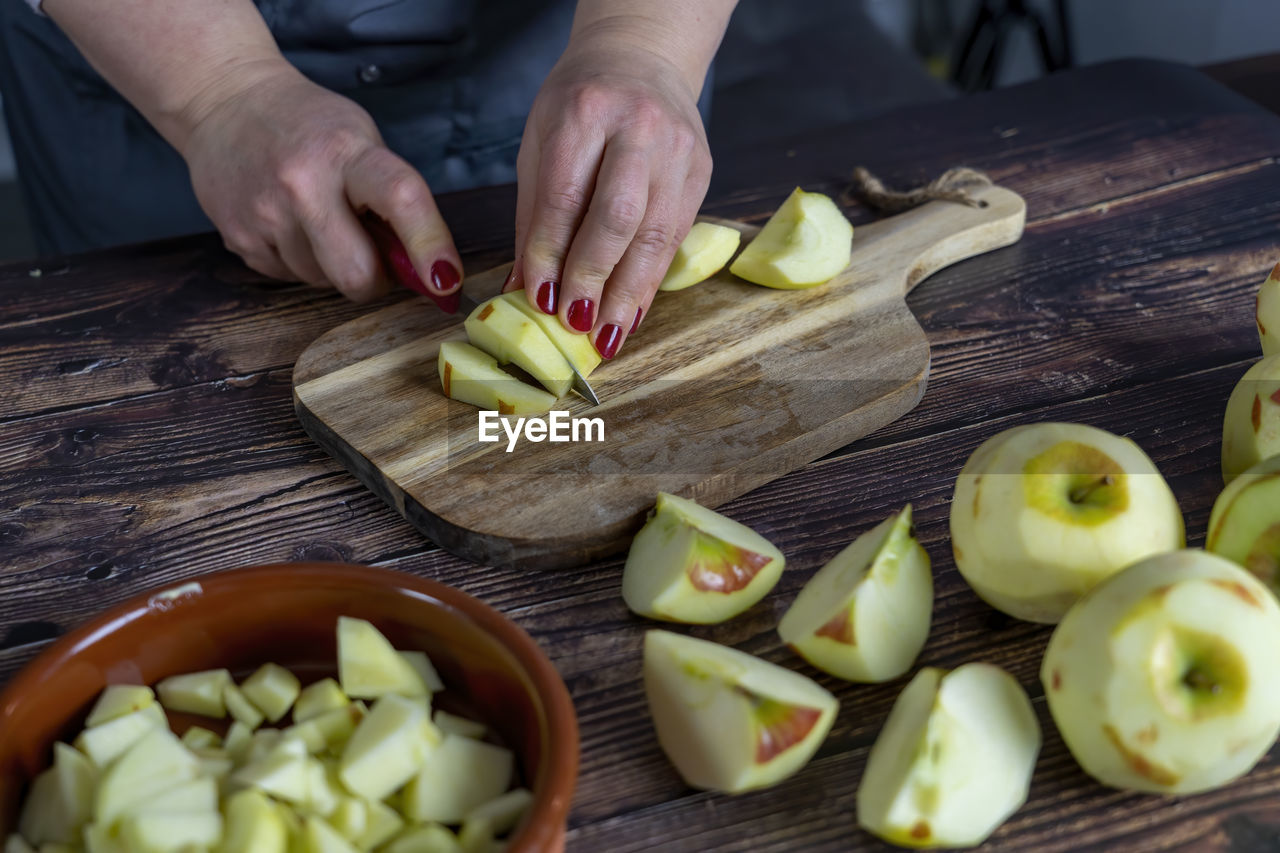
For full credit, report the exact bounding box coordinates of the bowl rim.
[0,560,579,848]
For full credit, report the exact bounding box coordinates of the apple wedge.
[1221,353,1280,484]
[94,728,200,826]
[622,492,785,624]
[857,664,1039,848]
[500,292,602,378]
[1259,261,1280,356]
[643,629,837,792]
[156,668,232,718]
[729,188,853,289]
[339,694,440,801]
[219,789,287,853]
[658,222,742,292]
[1208,454,1280,595]
[464,295,575,397]
[75,702,168,768]
[17,743,95,846]
[85,684,155,728]
[402,734,514,824]
[438,340,556,416]
[950,422,1185,623]
[1042,549,1280,793]
[337,616,428,700]
[294,678,350,724]
[778,505,932,682]
[241,662,301,724]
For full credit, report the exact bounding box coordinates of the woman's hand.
[508,27,714,359]
[180,61,462,303]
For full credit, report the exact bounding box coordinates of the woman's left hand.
[507,26,714,360]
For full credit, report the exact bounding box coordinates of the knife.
[361,212,601,406]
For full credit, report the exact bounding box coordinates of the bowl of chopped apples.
[0,562,579,852]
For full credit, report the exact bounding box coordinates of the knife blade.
[362,212,600,406]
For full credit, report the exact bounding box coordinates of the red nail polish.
[595,323,622,359]
[536,281,558,314]
[567,298,595,332]
[430,260,460,293]
[630,307,644,335]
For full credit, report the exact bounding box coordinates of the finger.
[591,157,698,359]
[518,127,605,323]
[296,196,387,302]
[224,228,297,283]
[556,141,649,337]
[345,146,462,296]
[276,222,330,288]
[509,123,539,295]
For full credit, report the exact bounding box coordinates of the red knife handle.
[360,212,460,314]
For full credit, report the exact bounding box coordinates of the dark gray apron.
[0,0,576,254]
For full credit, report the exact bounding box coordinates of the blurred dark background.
[2,0,1277,263]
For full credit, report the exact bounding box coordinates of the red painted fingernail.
[567,298,595,332]
[630,307,644,335]
[430,260,460,293]
[595,323,623,359]
[536,281,558,314]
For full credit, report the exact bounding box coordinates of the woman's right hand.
[179,60,462,303]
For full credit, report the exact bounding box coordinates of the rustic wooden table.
[3,59,1279,851]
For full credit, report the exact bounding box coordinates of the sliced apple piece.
[400,651,445,693]
[383,823,464,853]
[729,188,853,289]
[1043,549,1280,793]
[950,422,1185,624]
[17,743,95,845]
[1222,354,1280,484]
[438,340,556,416]
[354,798,404,851]
[501,291,602,378]
[219,789,287,853]
[779,505,933,682]
[464,296,575,397]
[433,710,487,740]
[857,664,1040,848]
[224,720,254,763]
[643,629,837,792]
[232,750,311,806]
[94,728,199,826]
[294,678,350,724]
[179,726,220,750]
[339,694,440,801]
[659,222,742,291]
[225,682,266,730]
[241,662,302,723]
[1259,261,1280,356]
[1208,454,1280,595]
[75,703,167,768]
[119,811,222,852]
[337,616,427,700]
[304,816,359,853]
[156,668,232,718]
[84,685,155,728]
[622,492,786,624]
[463,787,534,836]
[402,734,514,824]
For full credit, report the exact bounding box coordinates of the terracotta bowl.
[0,562,578,850]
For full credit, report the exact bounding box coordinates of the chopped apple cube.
[18,743,95,845]
[85,685,155,728]
[326,796,366,841]
[179,726,221,750]
[220,789,287,853]
[384,823,464,853]
[437,340,556,416]
[194,749,234,781]
[241,663,302,724]
[127,776,218,816]
[94,728,199,826]
[294,679,350,724]
[337,617,428,699]
[465,787,533,836]
[232,751,311,806]
[465,295,576,397]
[354,798,404,850]
[156,669,232,718]
[119,811,222,852]
[339,694,440,801]
[622,492,786,624]
[402,734,513,823]
[400,651,445,693]
[433,710,487,740]
[659,222,742,291]
[729,188,853,289]
[224,720,254,762]
[456,818,496,853]
[75,703,167,768]
[304,816,359,853]
[225,682,265,730]
[500,292,602,378]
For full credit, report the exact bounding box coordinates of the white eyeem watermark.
[478,410,605,452]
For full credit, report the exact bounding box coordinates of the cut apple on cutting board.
[622,492,785,624]
[642,630,838,793]
[778,504,932,682]
[293,181,1026,568]
[437,340,556,416]
[463,295,577,397]
[659,222,743,292]
[730,188,853,288]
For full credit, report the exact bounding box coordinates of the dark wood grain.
[3,58,1280,851]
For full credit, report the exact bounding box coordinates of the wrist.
[566,16,714,98]
[161,55,298,155]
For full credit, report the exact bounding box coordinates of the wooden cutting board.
[293,185,1025,569]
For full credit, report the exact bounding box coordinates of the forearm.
[569,0,738,97]
[41,0,289,153]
